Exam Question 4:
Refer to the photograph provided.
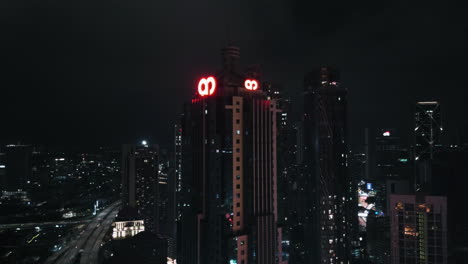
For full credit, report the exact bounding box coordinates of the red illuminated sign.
[244,79,258,90]
[198,76,216,96]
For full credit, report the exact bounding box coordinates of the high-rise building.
[121,142,159,233]
[389,194,447,264]
[175,123,183,222]
[178,46,284,264]
[299,67,352,264]
[414,101,443,193]
[414,101,442,161]
[264,81,295,263]
[158,148,177,259]
[365,128,412,181]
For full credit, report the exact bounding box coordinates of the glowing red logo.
[198,76,216,96]
[244,79,258,90]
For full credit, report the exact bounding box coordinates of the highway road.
[44,201,121,264]
[79,204,119,264]
[0,219,92,230]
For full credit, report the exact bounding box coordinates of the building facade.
[389,194,447,264]
[121,143,159,233]
[299,67,352,264]
[178,46,284,264]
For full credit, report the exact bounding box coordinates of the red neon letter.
[198,76,216,96]
[244,79,258,90]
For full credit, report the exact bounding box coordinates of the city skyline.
[1,2,468,264]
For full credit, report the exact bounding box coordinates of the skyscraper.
[389,194,447,264]
[178,46,284,264]
[299,67,351,264]
[414,101,442,161]
[414,101,442,193]
[121,142,159,233]
[175,123,183,222]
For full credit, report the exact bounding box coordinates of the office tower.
[389,194,447,264]
[414,101,442,193]
[1,144,32,192]
[175,123,183,221]
[300,67,351,264]
[264,81,295,263]
[158,149,177,259]
[121,142,159,233]
[414,101,442,161]
[365,128,412,181]
[178,46,284,264]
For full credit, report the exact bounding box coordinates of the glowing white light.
[142,140,148,145]
[383,131,390,137]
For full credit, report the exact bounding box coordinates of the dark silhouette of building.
[298,67,352,264]
[178,46,284,264]
[104,231,167,264]
[1,145,32,192]
[157,149,177,259]
[121,142,159,233]
[364,128,412,182]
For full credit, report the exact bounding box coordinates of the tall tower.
[414,101,442,161]
[301,67,351,264]
[178,47,284,264]
[414,101,442,193]
[122,142,159,233]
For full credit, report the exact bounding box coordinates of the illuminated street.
[44,201,120,264]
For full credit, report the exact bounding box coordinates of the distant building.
[414,101,442,161]
[121,142,159,233]
[390,194,447,264]
[1,144,32,192]
[414,101,443,193]
[364,128,412,181]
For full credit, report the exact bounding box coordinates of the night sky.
[1,0,467,149]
